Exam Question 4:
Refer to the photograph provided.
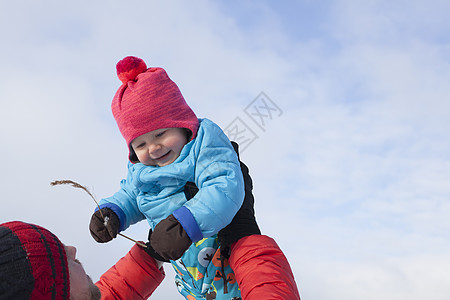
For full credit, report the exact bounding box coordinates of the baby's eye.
[135,142,146,149]
[155,131,166,138]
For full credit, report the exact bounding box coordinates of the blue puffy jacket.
[98,118,245,242]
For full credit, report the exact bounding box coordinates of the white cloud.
[1,0,449,299]
[299,255,450,300]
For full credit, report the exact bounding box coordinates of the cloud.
[299,254,450,300]
[1,0,450,299]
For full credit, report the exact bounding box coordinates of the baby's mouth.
[154,151,171,162]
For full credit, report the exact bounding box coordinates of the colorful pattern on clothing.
[171,235,241,299]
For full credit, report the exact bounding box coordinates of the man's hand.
[144,230,170,263]
[217,142,261,257]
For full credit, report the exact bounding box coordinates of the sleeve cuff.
[173,206,203,242]
[97,203,127,232]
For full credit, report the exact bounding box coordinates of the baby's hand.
[151,214,192,261]
[89,208,120,243]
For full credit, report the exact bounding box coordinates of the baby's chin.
[156,159,176,167]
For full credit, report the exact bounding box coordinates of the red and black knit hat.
[0,221,70,299]
[111,56,199,163]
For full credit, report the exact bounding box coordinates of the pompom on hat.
[0,221,70,299]
[112,56,199,163]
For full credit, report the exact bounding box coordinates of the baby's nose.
[149,143,162,154]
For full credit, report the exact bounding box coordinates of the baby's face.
[131,128,189,166]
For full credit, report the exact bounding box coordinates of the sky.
[1,0,450,299]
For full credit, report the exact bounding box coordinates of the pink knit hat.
[111,56,199,162]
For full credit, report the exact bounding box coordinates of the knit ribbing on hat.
[111,56,199,163]
[0,226,34,299]
[0,222,70,300]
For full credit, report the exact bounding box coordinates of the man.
[1,155,300,299]
[0,221,164,299]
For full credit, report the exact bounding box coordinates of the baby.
[89,56,300,299]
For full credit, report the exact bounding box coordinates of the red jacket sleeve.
[229,235,301,300]
[96,244,165,300]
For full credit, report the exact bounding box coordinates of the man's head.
[0,221,100,300]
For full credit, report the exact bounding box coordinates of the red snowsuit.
[96,235,300,300]
[96,244,165,300]
[230,235,301,300]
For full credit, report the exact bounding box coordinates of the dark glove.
[184,141,261,258]
[89,208,120,243]
[144,230,170,263]
[150,214,192,261]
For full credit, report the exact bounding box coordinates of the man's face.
[64,245,101,300]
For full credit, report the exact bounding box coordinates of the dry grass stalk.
[51,179,146,248]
